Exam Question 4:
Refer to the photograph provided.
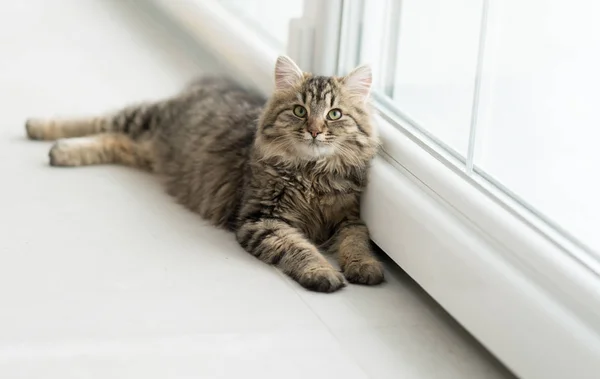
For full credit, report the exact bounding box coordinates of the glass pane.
[474,0,600,253]
[218,0,304,48]
[358,0,484,157]
[392,0,483,156]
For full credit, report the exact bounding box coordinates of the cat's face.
[257,56,379,165]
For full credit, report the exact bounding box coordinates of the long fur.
[25,58,384,292]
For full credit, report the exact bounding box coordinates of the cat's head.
[256,56,379,166]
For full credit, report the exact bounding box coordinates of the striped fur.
[25,57,383,292]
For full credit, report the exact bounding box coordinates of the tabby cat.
[25,56,383,293]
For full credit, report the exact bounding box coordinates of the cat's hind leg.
[48,133,155,171]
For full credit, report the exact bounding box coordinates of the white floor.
[0,1,515,378]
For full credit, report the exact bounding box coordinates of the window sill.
[365,116,600,379]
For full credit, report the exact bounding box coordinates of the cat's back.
[155,76,267,229]
[184,76,266,105]
[179,76,266,130]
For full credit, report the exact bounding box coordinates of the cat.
[25,56,384,293]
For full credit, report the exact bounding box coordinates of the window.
[340,0,600,268]
[344,0,483,157]
[475,0,600,259]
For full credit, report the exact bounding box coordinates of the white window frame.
[147,1,600,378]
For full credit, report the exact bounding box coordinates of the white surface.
[218,0,304,48]
[151,0,280,95]
[0,1,513,378]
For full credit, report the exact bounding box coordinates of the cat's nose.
[310,130,322,138]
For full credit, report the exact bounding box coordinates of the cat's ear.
[274,55,304,91]
[343,64,372,102]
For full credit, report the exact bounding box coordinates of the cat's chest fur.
[256,164,364,242]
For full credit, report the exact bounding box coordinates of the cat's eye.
[293,105,307,118]
[327,109,342,120]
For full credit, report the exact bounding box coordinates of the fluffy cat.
[25,56,384,292]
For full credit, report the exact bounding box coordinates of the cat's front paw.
[297,266,346,293]
[343,259,384,285]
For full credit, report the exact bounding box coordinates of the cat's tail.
[25,101,166,141]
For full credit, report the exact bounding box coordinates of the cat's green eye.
[327,109,342,120]
[293,105,307,118]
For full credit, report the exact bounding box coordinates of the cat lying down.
[25,56,384,293]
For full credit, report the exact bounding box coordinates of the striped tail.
[25,102,163,141]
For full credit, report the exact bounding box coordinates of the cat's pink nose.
[308,130,322,138]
